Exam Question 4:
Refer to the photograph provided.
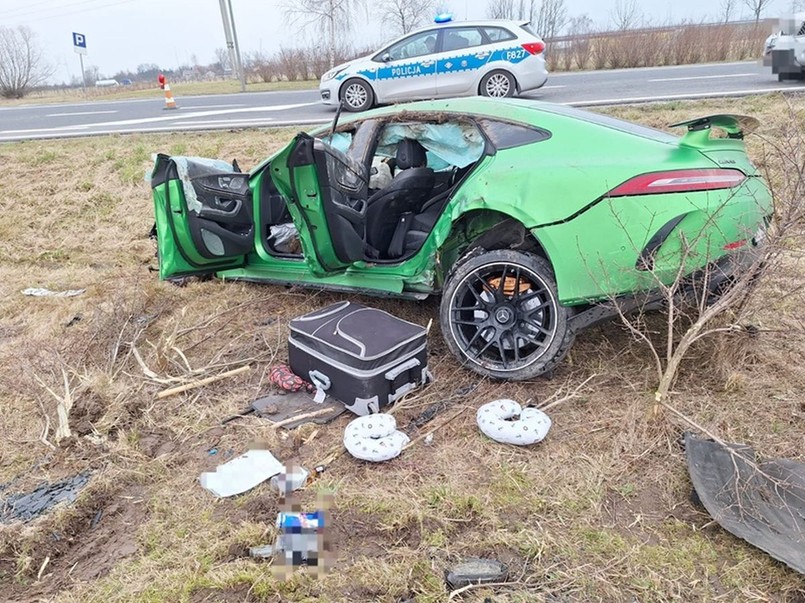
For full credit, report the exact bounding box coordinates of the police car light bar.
[434,13,453,23]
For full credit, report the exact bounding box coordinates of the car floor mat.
[685,432,805,575]
[252,391,346,430]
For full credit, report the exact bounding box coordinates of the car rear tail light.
[607,169,746,197]
[723,239,748,251]
[522,42,545,55]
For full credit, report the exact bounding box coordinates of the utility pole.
[227,0,246,92]
[218,0,245,92]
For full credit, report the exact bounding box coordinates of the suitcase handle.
[309,370,332,404]
[385,358,420,381]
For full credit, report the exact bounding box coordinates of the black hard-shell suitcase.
[288,301,430,416]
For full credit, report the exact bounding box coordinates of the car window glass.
[483,27,516,42]
[442,27,484,52]
[385,31,439,61]
[477,118,551,150]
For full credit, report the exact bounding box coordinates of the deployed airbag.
[685,432,805,574]
[377,123,484,169]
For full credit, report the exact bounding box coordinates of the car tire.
[440,249,574,381]
[340,78,375,112]
[480,70,517,98]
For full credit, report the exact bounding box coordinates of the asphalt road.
[1,60,802,142]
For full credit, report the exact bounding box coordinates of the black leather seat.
[365,139,435,257]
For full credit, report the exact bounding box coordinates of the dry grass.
[0,95,804,603]
[550,21,770,72]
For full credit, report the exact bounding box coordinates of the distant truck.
[95,79,120,88]
[763,12,805,81]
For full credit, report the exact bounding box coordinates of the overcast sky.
[0,0,796,83]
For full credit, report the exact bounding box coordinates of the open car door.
[270,133,370,277]
[151,154,254,280]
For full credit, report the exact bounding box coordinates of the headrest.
[396,139,427,170]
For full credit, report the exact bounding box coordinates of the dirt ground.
[0,95,803,603]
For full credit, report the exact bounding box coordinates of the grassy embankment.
[0,94,803,603]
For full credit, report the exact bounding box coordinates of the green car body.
[151,98,771,380]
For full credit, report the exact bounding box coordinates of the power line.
[0,0,142,23]
[0,0,73,19]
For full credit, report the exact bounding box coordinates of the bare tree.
[214,47,231,73]
[612,0,642,30]
[83,65,100,87]
[487,0,516,19]
[533,0,568,40]
[281,0,365,68]
[743,0,773,21]
[486,0,537,21]
[0,26,53,99]
[720,0,737,22]
[567,14,594,69]
[379,0,437,35]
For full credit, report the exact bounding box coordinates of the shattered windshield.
[375,122,485,170]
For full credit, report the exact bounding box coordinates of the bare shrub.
[0,25,54,98]
[599,104,805,404]
[246,51,279,83]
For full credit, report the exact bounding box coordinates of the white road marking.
[178,103,246,109]
[541,85,566,89]
[571,86,805,107]
[167,118,275,126]
[0,119,332,141]
[648,73,757,83]
[46,110,118,117]
[0,103,317,135]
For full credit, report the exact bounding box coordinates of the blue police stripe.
[336,46,531,82]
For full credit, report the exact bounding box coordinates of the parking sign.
[73,32,87,55]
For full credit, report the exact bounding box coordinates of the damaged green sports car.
[150,98,771,380]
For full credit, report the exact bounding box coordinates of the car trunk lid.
[670,114,760,176]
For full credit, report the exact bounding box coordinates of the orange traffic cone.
[163,82,178,110]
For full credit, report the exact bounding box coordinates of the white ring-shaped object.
[343,414,410,462]
[476,399,551,446]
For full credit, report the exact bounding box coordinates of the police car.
[320,16,549,112]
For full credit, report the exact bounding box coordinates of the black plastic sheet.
[685,433,805,574]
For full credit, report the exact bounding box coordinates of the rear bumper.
[512,58,549,92]
[764,49,803,74]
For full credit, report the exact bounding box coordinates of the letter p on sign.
[73,32,87,55]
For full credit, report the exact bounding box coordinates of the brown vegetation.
[0,95,803,602]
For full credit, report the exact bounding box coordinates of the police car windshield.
[384,30,438,61]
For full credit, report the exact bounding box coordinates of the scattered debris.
[239,391,346,429]
[65,314,83,328]
[404,406,468,451]
[477,399,551,446]
[685,432,805,575]
[155,364,251,399]
[22,288,85,298]
[344,414,410,462]
[272,510,326,569]
[1,471,91,523]
[445,558,509,590]
[269,465,309,494]
[268,364,315,394]
[249,544,274,559]
[199,449,283,498]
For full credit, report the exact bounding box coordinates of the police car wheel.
[481,70,516,98]
[340,79,374,112]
